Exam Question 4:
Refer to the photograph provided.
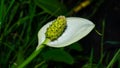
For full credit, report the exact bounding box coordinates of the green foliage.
[106,49,120,68]
[105,41,120,45]
[68,43,83,52]
[82,63,98,68]
[42,49,74,64]
[34,0,67,16]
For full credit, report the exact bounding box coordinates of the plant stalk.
[18,39,50,68]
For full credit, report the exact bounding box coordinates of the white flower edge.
[37,17,95,48]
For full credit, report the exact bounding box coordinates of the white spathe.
[37,17,95,48]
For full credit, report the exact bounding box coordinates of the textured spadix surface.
[37,17,95,48]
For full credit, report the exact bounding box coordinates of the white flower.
[37,17,95,48]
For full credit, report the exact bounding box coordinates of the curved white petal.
[38,17,95,48]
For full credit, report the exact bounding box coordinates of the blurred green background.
[0,0,120,68]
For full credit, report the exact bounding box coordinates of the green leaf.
[69,43,83,52]
[105,41,120,45]
[16,47,24,65]
[82,63,98,68]
[34,0,67,16]
[42,49,74,64]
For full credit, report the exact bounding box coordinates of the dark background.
[80,0,120,61]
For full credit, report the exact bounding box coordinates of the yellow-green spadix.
[37,16,95,48]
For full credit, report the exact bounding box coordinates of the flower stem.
[18,38,50,68]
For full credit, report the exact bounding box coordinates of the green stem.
[106,49,120,68]
[34,60,46,68]
[18,39,50,68]
[89,48,94,68]
[100,19,105,62]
